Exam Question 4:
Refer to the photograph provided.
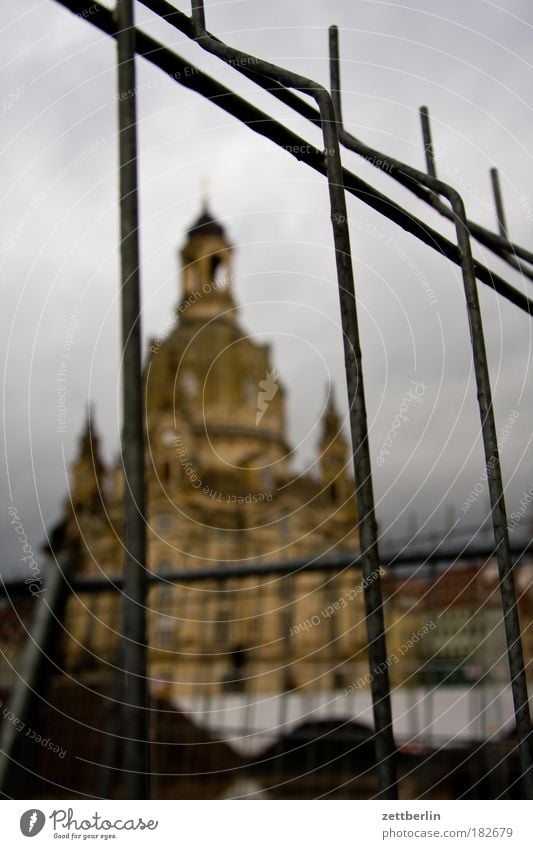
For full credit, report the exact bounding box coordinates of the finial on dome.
[187,190,226,238]
[84,400,95,432]
[78,400,102,459]
[200,177,209,212]
[321,382,341,437]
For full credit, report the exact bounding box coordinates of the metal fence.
[1,0,532,800]
[1,545,532,799]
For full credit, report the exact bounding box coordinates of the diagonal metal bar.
[142,0,533,288]
[51,0,533,315]
[140,0,533,278]
[116,0,149,800]
[189,0,397,799]
[0,556,71,795]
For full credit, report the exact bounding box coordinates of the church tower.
[178,202,236,323]
[145,202,290,500]
[68,408,106,515]
[53,200,362,696]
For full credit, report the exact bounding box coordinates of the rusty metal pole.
[452,198,533,798]
[420,105,437,179]
[419,107,532,799]
[329,25,343,126]
[490,167,508,239]
[116,0,148,799]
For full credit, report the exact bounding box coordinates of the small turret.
[318,389,352,503]
[69,406,106,514]
[178,201,236,322]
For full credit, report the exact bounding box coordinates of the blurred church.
[50,203,366,696]
[3,206,530,803]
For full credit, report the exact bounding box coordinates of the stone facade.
[55,204,365,695]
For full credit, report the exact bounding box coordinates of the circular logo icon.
[20,810,46,837]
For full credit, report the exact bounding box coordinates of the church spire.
[200,177,210,212]
[69,407,106,514]
[318,388,352,503]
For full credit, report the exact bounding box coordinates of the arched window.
[209,254,228,287]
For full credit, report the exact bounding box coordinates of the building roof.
[187,203,225,238]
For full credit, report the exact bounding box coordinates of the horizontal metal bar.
[329,24,343,125]
[22,544,526,594]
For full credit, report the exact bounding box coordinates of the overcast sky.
[2,0,533,578]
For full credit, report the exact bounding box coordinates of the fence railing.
[1,544,532,798]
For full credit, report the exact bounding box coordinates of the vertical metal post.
[189,2,398,797]
[321,31,401,805]
[116,0,149,799]
[420,106,437,179]
[419,105,532,798]
[490,167,508,239]
[453,202,533,797]
[329,25,343,126]
[323,123,398,800]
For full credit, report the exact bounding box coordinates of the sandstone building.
[49,204,527,704]
[54,204,367,696]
